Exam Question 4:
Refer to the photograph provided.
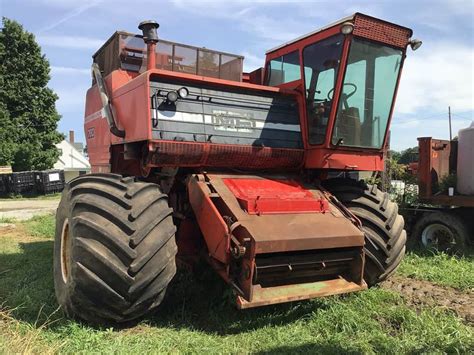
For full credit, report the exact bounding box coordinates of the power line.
[395,111,447,121]
[395,109,473,123]
[450,110,474,116]
[451,113,473,120]
[393,113,471,126]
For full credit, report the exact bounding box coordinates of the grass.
[0,214,472,353]
[398,250,474,291]
[23,214,56,238]
[0,193,61,201]
[0,217,16,224]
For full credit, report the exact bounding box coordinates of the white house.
[54,131,90,182]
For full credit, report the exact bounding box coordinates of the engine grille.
[354,15,412,48]
[148,140,304,169]
[254,248,363,287]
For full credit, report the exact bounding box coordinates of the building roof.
[54,140,90,171]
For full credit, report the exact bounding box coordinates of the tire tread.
[323,178,406,286]
[54,174,177,323]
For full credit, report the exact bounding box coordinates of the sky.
[1,0,473,151]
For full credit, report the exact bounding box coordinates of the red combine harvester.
[54,13,421,323]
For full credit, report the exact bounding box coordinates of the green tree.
[0,101,16,165]
[398,146,419,165]
[388,149,401,162]
[0,17,63,171]
[386,157,407,180]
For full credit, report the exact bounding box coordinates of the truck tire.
[409,211,469,253]
[54,173,177,323]
[322,179,406,286]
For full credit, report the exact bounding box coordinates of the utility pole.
[448,106,452,141]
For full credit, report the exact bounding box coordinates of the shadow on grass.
[0,239,331,336]
[255,343,351,355]
[143,268,333,336]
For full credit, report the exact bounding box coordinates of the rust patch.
[237,278,367,309]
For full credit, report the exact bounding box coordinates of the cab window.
[303,35,344,145]
[332,39,402,148]
[266,50,300,86]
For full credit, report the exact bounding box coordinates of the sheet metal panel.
[149,79,302,149]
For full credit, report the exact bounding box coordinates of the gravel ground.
[0,199,59,220]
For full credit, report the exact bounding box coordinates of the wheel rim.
[60,218,72,283]
[421,223,456,251]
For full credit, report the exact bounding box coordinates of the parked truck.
[405,123,474,252]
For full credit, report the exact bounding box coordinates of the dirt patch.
[0,223,16,232]
[0,224,40,243]
[382,275,474,324]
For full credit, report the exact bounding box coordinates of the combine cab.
[54,13,419,323]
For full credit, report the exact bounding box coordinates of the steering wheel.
[327,83,357,110]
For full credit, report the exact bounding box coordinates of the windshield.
[303,35,344,145]
[331,39,402,148]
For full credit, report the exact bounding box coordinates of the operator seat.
[335,107,361,146]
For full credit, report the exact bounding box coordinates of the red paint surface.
[304,148,384,171]
[223,178,329,214]
[85,13,412,174]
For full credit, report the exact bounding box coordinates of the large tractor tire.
[323,179,406,286]
[54,173,177,323]
[409,211,469,253]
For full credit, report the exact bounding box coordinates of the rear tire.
[323,179,407,286]
[409,211,469,253]
[54,173,177,323]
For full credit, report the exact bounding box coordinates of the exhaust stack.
[138,20,159,71]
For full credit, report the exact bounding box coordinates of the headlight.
[340,22,354,35]
[409,39,422,51]
[178,87,189,98]
[166,91,178,103]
